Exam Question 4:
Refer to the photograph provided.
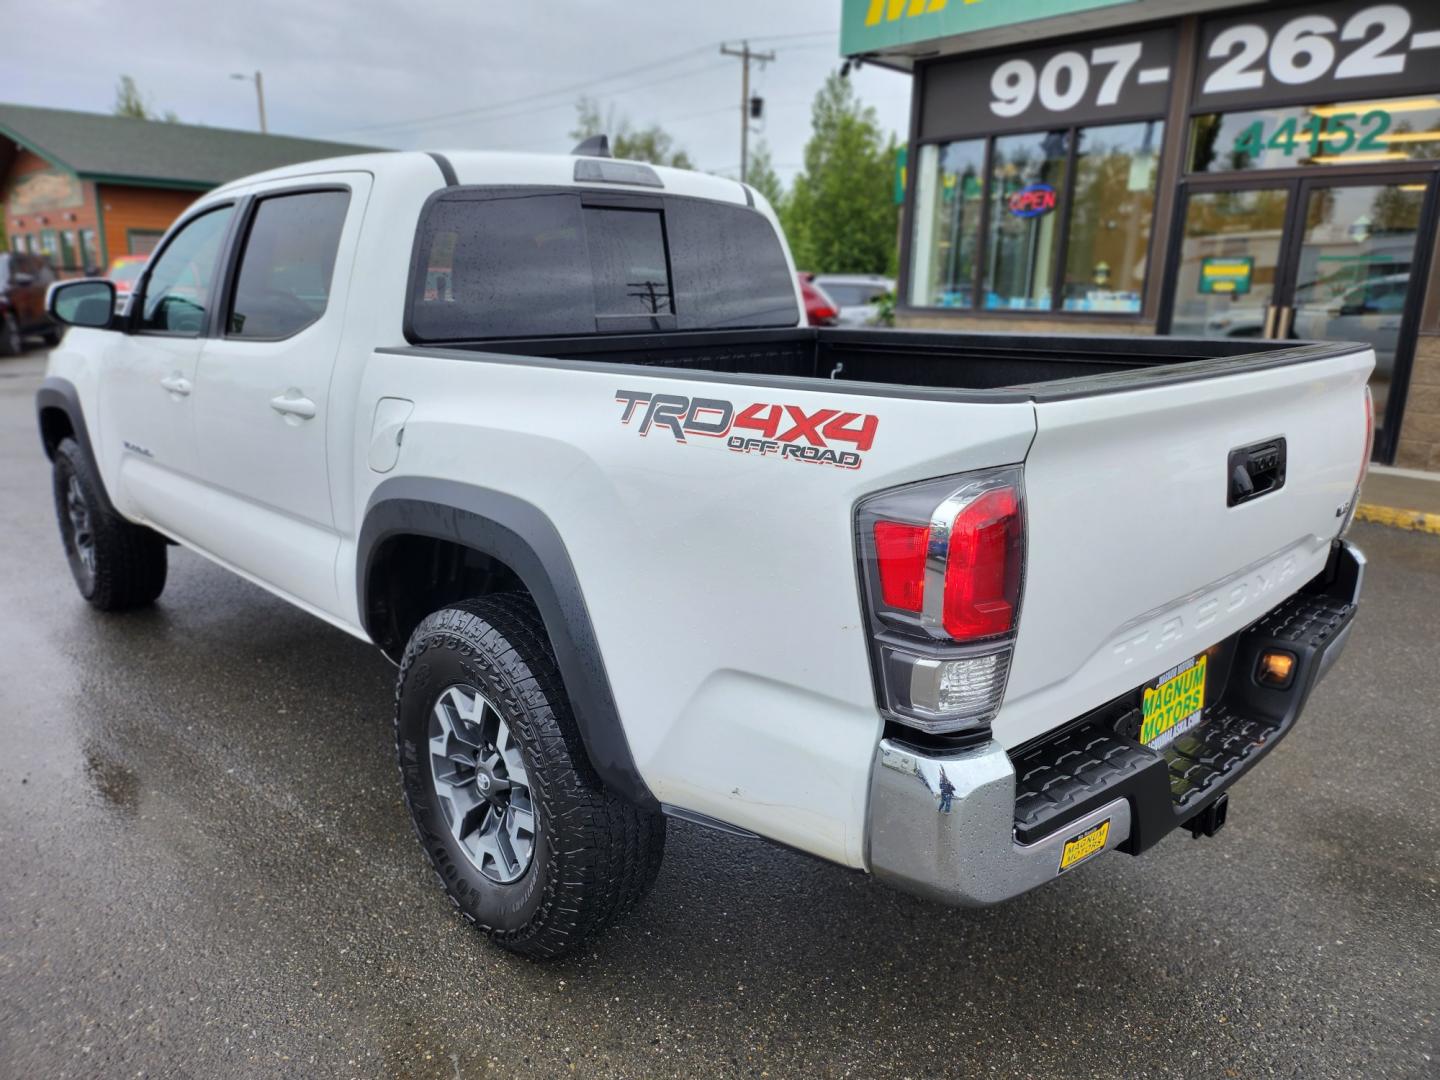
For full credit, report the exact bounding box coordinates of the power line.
[328,32,839,140]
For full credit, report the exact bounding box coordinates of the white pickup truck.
[38,146,1371,959]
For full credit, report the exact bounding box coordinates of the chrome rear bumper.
[865,539,1364,907]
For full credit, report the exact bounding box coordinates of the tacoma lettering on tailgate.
[614,389,878,470]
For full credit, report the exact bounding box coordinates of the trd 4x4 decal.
[614,389,879,470]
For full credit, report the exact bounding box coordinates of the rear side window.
[408,188,797,341]
[228,190,350,339]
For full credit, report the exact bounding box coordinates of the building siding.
[95,183,200,265]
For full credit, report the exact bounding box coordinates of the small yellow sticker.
[1059,819,1110,872]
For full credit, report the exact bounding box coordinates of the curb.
[1355,503,1440,535]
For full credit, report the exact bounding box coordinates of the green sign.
[841,0,1137,57]
[1199,256,1254,295]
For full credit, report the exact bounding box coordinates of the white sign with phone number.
[1194,0,1440,111]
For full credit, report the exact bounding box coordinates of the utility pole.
[231,70,267,133]
[720,41,774,184]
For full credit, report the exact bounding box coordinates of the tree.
[570,97,692,169]
[746,140,786,212]
[782,73,897,275]
[113,76,178,123]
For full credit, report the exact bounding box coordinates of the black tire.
[395,595,665,959]
[0,313,21,356]
[51,437,167,610]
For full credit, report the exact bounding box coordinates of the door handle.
[159,373,192,396]
[269,391,317,420]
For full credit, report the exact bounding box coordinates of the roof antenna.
[572,134,611,158]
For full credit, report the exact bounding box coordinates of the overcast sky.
[4,0,912,184]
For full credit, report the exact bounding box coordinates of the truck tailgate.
[997,344,1373,749]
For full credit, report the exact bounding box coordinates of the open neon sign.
[1007,183,1057,218]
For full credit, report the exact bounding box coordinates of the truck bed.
[415,327,1354,400]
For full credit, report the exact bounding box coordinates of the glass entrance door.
[1168,188,1291,340]
[1285,180,1428,458]
[1165,176,1435,462]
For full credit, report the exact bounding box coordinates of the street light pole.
[231,70,267,133]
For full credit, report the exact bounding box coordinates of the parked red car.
[797,272,839,327]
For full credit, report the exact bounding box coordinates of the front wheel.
[51,438,167,610]
[394,596,664,959]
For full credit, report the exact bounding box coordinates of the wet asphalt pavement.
[1,348,1436,1079]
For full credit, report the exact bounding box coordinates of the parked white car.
[812,273,894,327]
[38,147,1371,958]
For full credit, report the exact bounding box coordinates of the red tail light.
[942,486,1022,640]
[1359,384,1374,488]
[856,468,1026,737]
[867,480,1024,643]
[874,521,927,611]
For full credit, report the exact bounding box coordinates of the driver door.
[95,203,236,532]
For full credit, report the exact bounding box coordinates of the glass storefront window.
[1062,121,1163,314]
[907,140,985,309]
[78,229,98,274]
[1191,96,1440,172]
[985,131,1069,311]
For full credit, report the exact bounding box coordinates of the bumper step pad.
[1009,565,1359,850]
[1012,723,1156,845]
[1165,705,1277,810]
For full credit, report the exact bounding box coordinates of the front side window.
[1062,121,1163,314]
[908,139,985,309]
[139,206,235,334]
[227,190,350,339]
[985,131,1069,311]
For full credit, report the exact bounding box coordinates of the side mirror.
[47,279,116,329]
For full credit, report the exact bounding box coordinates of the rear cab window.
[407,187,797,342]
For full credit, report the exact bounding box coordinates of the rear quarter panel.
[346,353,1035,867]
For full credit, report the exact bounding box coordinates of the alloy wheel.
[429,683,537,883]
[64,473,97,584]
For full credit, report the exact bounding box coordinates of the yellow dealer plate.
[1059,819,1110,872]
[1140,655,1208,750]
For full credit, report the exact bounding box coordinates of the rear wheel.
[51,438,167,610]
[394,596,665,959]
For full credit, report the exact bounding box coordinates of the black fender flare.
[36,376,117,515]
[357,477,657,810]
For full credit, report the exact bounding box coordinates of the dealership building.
[844,0,1440,468]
